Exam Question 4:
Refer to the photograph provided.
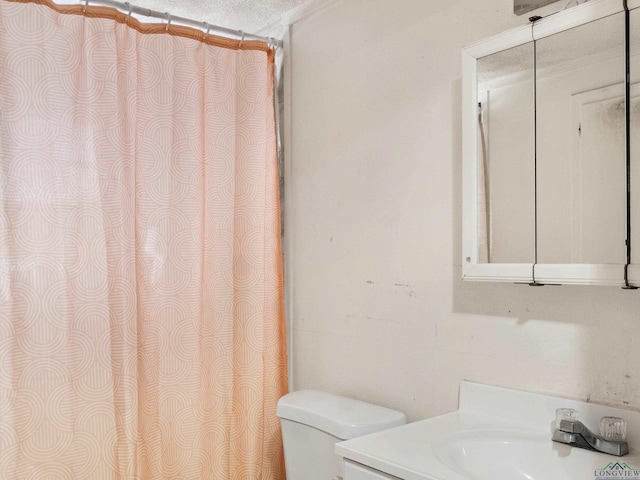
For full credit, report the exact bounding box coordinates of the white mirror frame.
[462,0,635,287]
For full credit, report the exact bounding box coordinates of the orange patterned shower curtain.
[0,1,288,478]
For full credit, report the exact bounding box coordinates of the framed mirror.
[463,0,637,286]
[534,8,627,285]
[463,26,536,283]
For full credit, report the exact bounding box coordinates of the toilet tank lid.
[276,390,406,440]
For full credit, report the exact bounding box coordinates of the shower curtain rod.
[69,0,279,47]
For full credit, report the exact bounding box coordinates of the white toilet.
[276,390,406,480]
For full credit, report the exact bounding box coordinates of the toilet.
[276,390,406,480]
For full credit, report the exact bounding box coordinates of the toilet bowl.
[276,390,406,480]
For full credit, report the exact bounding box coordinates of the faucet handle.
[556,408,579,428]
[600,417,627,442]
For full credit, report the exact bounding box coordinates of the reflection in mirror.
[536,13,626,265]
[631,8,640,265]
[477,43,534,264]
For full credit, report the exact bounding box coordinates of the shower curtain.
[0,1,288,479]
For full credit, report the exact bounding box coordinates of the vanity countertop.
[335,382,640,480]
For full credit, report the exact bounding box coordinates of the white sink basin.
[434,429,575,480]
[336,382,640,480]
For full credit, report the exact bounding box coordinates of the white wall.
[286,0,640,422]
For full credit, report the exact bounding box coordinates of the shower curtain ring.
[203,22,210,40]
[124,2,132,21]
[83,0,89,13]
[238,30,245,48]
[165,12,172,31]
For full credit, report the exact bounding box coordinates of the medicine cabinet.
[462,0,640,287]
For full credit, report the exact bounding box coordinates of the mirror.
[463,2,640,285]
[476,43,535,264]
[536,13,627,265]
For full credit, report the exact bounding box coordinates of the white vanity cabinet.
[343,460,402,480]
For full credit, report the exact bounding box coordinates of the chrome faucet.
[553,419,629,457]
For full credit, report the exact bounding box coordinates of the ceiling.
[132,0,310,33]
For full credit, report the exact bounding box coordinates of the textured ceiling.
[132,0,309,33]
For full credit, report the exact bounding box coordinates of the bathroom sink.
[336,382,640,480]
[433,429,596,480]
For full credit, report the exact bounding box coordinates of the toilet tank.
[276,390,406,480]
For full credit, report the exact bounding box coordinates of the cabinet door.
[343,460,402,480]
[533,10,627,286]
[462,31,537,284]
[462,0,632,286]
